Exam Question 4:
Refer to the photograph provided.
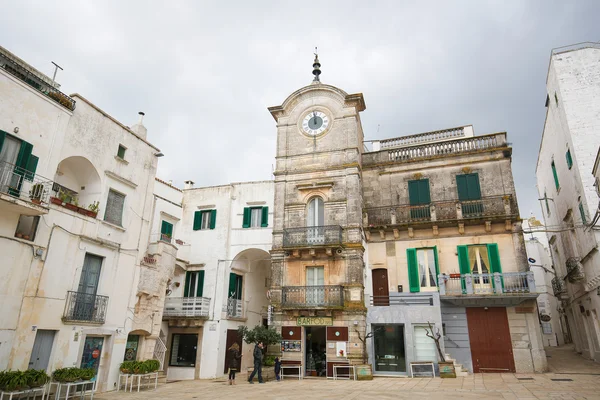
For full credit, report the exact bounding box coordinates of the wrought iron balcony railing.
[282,285,344,308]
[282,225,343,247]
[163,297,210,318]
[365,195,516,227]
[0,161,54,207]
[438,272,536,296]
[62,291,109,324]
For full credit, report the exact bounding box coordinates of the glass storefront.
[372,324,406,373]
[169,334,198,367]
[124,334,139,361]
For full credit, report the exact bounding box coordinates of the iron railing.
[62,291,109,324]
[282,285,344,307]
[0,161,54,207]
[439,272,536,296]
[153,335,167,371]
[282,225,343,247]
[163,297,210,318]
[227,298,244,318]
[370,292,434,306]
[365,195,516,226]
[0,51,76,111]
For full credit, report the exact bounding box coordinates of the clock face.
[302,111,329,136]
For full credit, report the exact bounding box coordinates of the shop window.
[169,334,198,367]
[372,324,406,373]
[413,326,437,361]
[15,215,39,241]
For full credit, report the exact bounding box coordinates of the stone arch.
[53,156,101,209]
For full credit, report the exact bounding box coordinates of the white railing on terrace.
[163,297,210,318]
[439,272,536,296]
[153,336,167,371]
[378,126,467,150]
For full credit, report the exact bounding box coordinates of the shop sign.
[540,314,551,322]
[296,316,333,326]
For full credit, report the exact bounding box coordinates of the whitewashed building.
[536,42,600,362]
[0,45,162,392]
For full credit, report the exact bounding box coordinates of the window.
[15,215,39,241]
[307,197,324,227]
[457,244,502,290]
[242,206,268,228]
[104,189,125,226]
[193,209,216,230]
[407,248,439,292]
[414,326,437,361]
[184,270,205,297]
[566,149,573,170]
[169,334,198,367]
[456,173,483,216]
[579,202,587,225]
[554,92,559,106]
[541,322,552,335]
[0,132,38,194]
[551,161,560,190]
[117,145,126,160]
[408,179,431,219]
[160,220,173,242]
[544,191,550,216]
[72,253,103,322]
[228,273,243,300]
[372,324,406,373]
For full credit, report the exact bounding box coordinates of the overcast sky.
[2,1,599,218]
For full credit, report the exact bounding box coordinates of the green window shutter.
[209,209,217,229]
[551,161,560,190]
[261,206,269,227]
[419,180,431,204]
[579,203,587,224]
[193,211,202,231]
[408,180,420,205]
[161,220,173,236]
[15,140,33,169]
[406,248,420,293]
[457,245,470,274]
[466,174,481,200]
[24,155,38,181]
[456,175,468,201]
[544,192,550,215]
[566,150,573,170]
[196,270,205,297]
[433,246,440,286]
[242,207,250,228]
[487,244,502,273]
[0,131,6,152]
[228,273,237,299]
[184,272,192,297]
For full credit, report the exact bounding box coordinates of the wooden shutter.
[161,220,173,236]
[193,211,202,231]
[15,140,33,170]
[104,190,125,226]
[406,248,420,293]
[209,209,217,229]
[326,327,348,341]
[408,180,420,205]
[184,272,192,297]
[196,270,205,297]
[566,150,573,169]
[261,206,269,227]
[551,161,559,190]
[0,131,5,152]
[419,179,431,204]
[456,175,468,201]
[487,244,502,274]
[24,155,38,181]
[242,207,250,228]
[282,326,301,340]
[457,245,470,274]
[466,174,481,200]
[433,246,440,285]
[228,273,237,299]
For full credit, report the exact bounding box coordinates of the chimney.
[184,180,195,190]
[130,111,148,140]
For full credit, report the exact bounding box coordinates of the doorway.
[305,327,326,377]
[466,307,515,373]
[80,337,104,379]
[223,329,243,374]
[372,269,389,306]
[28,330,56,371]
[75,254,103,321]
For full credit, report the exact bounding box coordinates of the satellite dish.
[528,258,536,264]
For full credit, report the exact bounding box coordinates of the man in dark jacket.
[247,342,264,384]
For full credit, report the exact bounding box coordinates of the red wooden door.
[223,329,242,374]
[466,307,515,373]
[372,269,390,306]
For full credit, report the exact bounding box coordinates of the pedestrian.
[274,356,281,381]
[247,342,264,384]
[227,342,242,385]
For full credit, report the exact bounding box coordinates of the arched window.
[307,197,324,227]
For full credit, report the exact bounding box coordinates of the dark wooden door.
[372,269,389,306]
[466,307,515,373]
[223,329,242,374]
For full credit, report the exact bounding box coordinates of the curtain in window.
[105,190,125,226]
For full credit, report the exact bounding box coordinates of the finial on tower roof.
[312,47,321,83]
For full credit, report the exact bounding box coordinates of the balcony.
[62,291,109,324]
[369,292,435,307]
[163,297,210,319]
[282,226,343,248]
[365,195,517,228]
[0,161,54,215]
[438,272,538,306]
[226,298,245,319]
[281,285,344,308]
[552,277,568,299]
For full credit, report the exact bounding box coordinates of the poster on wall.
[281,340,302,352]
[335,342,347,358]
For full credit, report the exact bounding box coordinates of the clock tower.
[268,53,367,372]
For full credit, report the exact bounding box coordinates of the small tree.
[238,325,282,363]
[424,321,446,362]
[355,326,384,365]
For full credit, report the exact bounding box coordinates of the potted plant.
[142,360,160,373]
[52,367,79,383]
[120,361,134,374]
[0,371,29,392]
[24,369,50,388]
[78,368,95,381]
[425,321,456,378]
[87,201,100,218]
[29,183,45,204]
[238,325,283,382]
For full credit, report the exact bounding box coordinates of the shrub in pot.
[120,361,135,374]
[78,368,95,381]
[142,360,160,373]
[52,368,80,383]
[25,369,50,388]
[1,371,29,392]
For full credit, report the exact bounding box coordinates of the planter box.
[246,366,275,382]
[65,203,78,212]
[355,364,373,381]
[439,362,456,378]
[50,197,62,206]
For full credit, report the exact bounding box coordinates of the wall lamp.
[154,152,164,157]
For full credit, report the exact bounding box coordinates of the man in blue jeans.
[248,342,264,384]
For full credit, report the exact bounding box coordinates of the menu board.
[281,340,302,352]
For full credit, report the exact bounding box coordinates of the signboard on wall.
[297,317,333,326]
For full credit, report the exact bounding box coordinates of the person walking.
[227,342,242,385]
[274,356,281,382]
[247,342,264,384]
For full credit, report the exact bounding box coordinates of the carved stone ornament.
[566,257,585,283]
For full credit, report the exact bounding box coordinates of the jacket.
[228,349,241,370]
[253,344,263,364]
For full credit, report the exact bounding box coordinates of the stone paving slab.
[95,373,600,400]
